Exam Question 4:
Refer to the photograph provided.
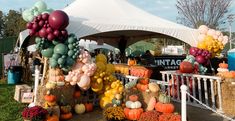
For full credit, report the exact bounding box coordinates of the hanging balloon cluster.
[180,25,228,74]
[65,50,97,90]
[23,1,80,72]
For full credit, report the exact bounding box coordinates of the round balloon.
[34,1,47,13]
[58,57,65,65]
[49,58,58,68]
[39,28,47,38]
[52,53,61,60]
[41,48,53,58]
[54,43,68,55]
[48,10,69,30]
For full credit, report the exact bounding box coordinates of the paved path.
[69,102,233,121]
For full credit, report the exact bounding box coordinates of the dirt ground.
[69,102,234,121]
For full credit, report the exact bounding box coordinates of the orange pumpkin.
[85,103,93,112]
[128,59,137,66]
[139,78,149,85]
[73,90,81,99]
[124,108,143,120]
[155,102,174,113]
[136,83,148,91]
[44,94,56,102]
[60,112,72,120]
[129,95,138,102]
[46,114,59,121]
[219,61,228,69]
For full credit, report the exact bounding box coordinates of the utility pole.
[227,14,235,50]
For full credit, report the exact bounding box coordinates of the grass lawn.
[0,83,27,121]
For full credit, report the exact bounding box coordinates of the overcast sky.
[0,0,234,31]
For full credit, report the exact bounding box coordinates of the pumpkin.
[75,103,86,114]
[60,112,72,120]
[49,68,61,76]
[129,95,138,101]
[179,61,194,73]
[125,101,142,109]
[136,83,148,91]
[46,114,59,121]
[60,105,72,114]
[73,90,81,99]
[44,94,56,102]
[139,78,149,85]
[155,93,174,113]
[128,59,137,66]
[148,82,160,92]
[85,103,93,112]
[45,101,57,108]
[146,97,156,111]
[219,61,228,68]
[124,108,143,120]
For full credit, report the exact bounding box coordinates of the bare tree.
[176,0,232,28]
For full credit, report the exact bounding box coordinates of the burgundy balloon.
[46,27,53,34]
[189,47,198,56]
[47,24,50,27]
[48,10,69,30]
[53,30,60,37]
[26,22,33,29]
[43,25,47,28]
[38,20,45,27]
[45,20,48,24]
[42,13,49,20]
[35,32,39,36]
[61,30,68,37]
[37,15,42,20]
[195,55,206,64]
[39,28,48,38]
[47,33,55,41]
[32,23,39,30]
[29,29,36,36]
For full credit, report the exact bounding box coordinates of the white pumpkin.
[56,81,65,86]
[125,101,142,109]
[75,104,86,114]
[148,83,160,93]
[45,82,56,89]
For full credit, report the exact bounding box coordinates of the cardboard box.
[14,84,32,103]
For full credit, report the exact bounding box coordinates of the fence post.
[181,85,188,121]
[34,66,40,103]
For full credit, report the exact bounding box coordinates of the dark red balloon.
[196,55,206,64]
[46,27,53,34]
[39,28,47,38]
[48,10,69,30]
[29,29,36,36]
[37,15,42,20]
[42,13,49,20]
[61,30,68,37]
[32,23,39,30]
[53,30,60,37]
[26,22,33,29]
[39,20,45,27]
[47,33,55,41]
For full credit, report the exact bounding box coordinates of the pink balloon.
[198,34,206,41]
[26,22,33,29]
[48,10,69,30]
[207,29,216,36]
[218,36,223,41]
[82,64,90,72]
[213,34,218,40]
[46,27,53,34]
[65,75,72,82]
[77,74,90,88]
[70,81,77,86]
[39,28,47,38]
[42,13,49,20]
[216,31,222,36]
[53,30,61,37]
[29,29,36,36]
[47,33,55,41]
[38,20,45,27]
[198,25,208,34]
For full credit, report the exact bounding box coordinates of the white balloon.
[207,29,216,36]
[218,36,223,42]
[198,25,208,34]
[198,34,206,41]
[213,34,218,40]
[216,31,222,36]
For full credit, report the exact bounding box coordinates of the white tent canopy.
[63,0,199,47]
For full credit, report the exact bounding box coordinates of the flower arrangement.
[22,106,48,121]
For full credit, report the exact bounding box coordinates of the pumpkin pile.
[124,95,143,120]
[217,61,235,78]
[59,95,72,120]
[46,68,65,88]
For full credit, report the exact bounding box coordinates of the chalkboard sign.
[154,56,186,70]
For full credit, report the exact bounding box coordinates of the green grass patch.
[0,84,27,121]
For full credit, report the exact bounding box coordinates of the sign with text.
[154,56,186,70]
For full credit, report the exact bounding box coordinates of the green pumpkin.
[112,98,121,106]
[158,93,171,104]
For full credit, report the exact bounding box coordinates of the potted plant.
[22,106,48,121]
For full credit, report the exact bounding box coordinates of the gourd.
[75,103,86,114]
[125,79,138,89]
[148,82,160,92]
[60,112,72,120]
[85,102,93,112]
[125,101,142,109]
[129,95,138,101]
[155,93,174,113]
[146,97,156,111]
[124,108,143,120]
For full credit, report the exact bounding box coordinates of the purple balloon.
[32,23,39,31]
[39,28,47,38]
[29,29,36,36]
[42,13,49,20]
[53,30,61,37]
[26,22,33,29]
[48,10,69,30]
[47,33,55,41]
[39,20,45,27]
[46,27,53,34]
